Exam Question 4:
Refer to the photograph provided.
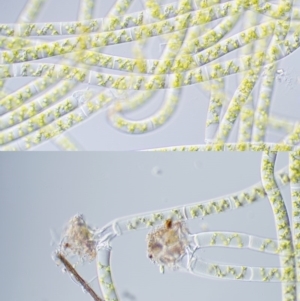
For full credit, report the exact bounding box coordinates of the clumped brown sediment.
[146,219,189,268]
[60,214,97,262]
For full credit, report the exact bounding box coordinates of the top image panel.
[0,0,299,151]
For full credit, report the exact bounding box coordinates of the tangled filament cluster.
[0,0,299,150]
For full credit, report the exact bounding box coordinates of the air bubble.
[276,69,284,75]
[152,166,163,177]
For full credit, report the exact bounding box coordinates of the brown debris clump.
[60,214,97,262]
[146,219,189,268]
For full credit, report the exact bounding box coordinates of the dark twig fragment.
[56,252,103,301]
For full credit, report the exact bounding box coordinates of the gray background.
[0,152,292,301]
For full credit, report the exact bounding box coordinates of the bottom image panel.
[0,152,298,301]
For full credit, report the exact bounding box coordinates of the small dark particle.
[165,219,172,229]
